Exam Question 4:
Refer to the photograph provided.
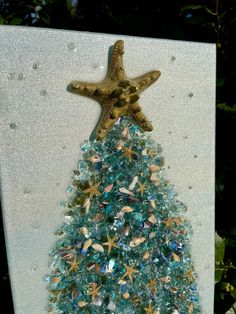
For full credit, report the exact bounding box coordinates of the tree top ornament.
[68,40,161,140]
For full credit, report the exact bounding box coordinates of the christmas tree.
[46,40,200,314]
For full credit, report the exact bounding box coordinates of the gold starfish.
[146,278,157,293]
[103,235,119,254]
[68,40,161,140]
[84,181,101,198]
[87,282,101,299]
[136,181,147,195]
[67,256,81,273]
[120,264,139,284]
[122,145,137,161]
[144,303,154,314]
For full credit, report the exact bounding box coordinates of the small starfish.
[146,279,157,292]
[67,256,81,273]
[120,264,139,284]
[185,269,194,281]
[68,40,161,140]
[136,181,147,195]
[144,303,154,314]
[84,181,101,198]
[103,235,119,254]
[87,282,101,300]
[122,145,137,161]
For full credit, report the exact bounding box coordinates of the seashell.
[104,184,113,192]
[149,232,156,239]
[150,164,161,172]
[78,300,88,308]
[52,277,61,283]
[188,303,194,314]
[141,148,147,156]
[87,263,96,271]
[95,263,101,273]
[115,210,124,220]
[82,239,92,251]
[172,252,180,262]
[154,311,160,314]
[148,214,157,224]
[92,298,102,306]
[121,206,134,213]
[123,224,130,236]
[123,292,130,299]
[121,127,129,139]
[93,213,104,222]
[119,187,134,196]
[80,227,89,236]
[116,139,125,150]
[172,310,179,314]
[118,279,127,285]
[143,251,150,260]
[160,276,171,283]
[150,199,156,208]
[88,155,100,163]
[83,198,91,213]
[128,176,138,190]
[150,173,160,185]
[71,290,79,299]
[130,237,146,247]
[92,243,104,253]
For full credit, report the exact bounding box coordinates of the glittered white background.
[0,26,215,314]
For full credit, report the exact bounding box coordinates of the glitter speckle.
[16,73,26,81]
[33,224,39,230]
[31,266,37,271]
[7,72,16,80]
[67,42,77,52]
[171,56,176,62]
[194,154,198,158]
[40,89,48,97]
[189,92,194,97]
[32,62,42,70]
[9,122,17,129]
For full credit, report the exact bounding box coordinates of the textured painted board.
[0,26,215,314]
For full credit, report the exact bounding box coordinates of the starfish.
[136,181,147,195]
[122,145,137,161]
[146,278,157,293]
[120,264,139,284]
[144,303,154,314]
[68,40,161,140]
[87,282,101,299]
[83,181,101,198]
[103,235,119,254]
[67,255,81,273]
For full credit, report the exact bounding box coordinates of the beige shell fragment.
[150,199,156,208]
[121,206,134,213]
[123,292,130,299]
[121,127,129,139]
[104,184,113,192]
[82,238,92,251]
[119,187,134,196]
[160,276,171,283]
[143,251,150,260]
[88,155,101,163]
[83,198,91,213]
[128,176,139,190]
[80,227,89,236]
[78,300,88,308]
[150,164,161,172]
[130,237,146,247]
[92,243,104,253]
[148,214,157,224]
[172,252,180,262]
[116,139,125,150]
[150,173,160,185]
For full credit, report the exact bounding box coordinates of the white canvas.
[0,26,215,314]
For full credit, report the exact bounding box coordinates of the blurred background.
[0,0,236,313]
